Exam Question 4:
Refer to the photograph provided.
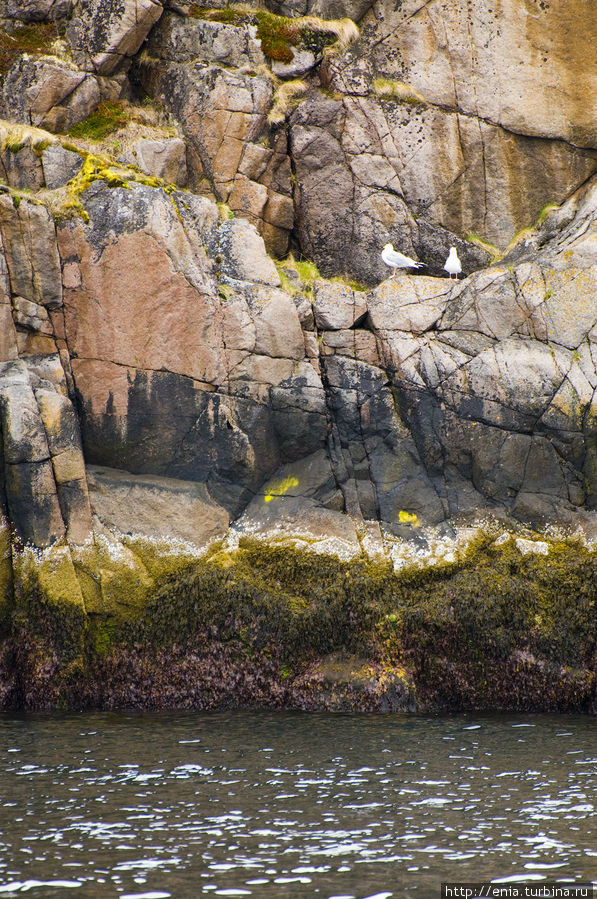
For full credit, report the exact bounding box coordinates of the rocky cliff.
[0,0,596,712]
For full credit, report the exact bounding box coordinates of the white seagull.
[381,243,426,277]
[444,246,462,279]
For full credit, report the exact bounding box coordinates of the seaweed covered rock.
[288,652,417,712]
[1,533,595,712]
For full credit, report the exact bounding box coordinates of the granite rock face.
[53,180,327,517]
[1,57,100,133]
[0,0,73,23]
[2,0,596,282]
[0,150,597,549]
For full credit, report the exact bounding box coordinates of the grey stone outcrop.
[67,0,164,75]
[1,57,100,133]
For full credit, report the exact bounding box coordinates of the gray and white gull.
[381,243,426,277]
[443,246,462,279]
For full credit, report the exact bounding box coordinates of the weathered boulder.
[12,297,53,333]
[209,219,281,286]
[41,143,83,188]
[0,305,17,363]
[87,466,229,545]
[0,138,44,190]
[0,233,17,364]
[272,48,318,78]
[67,0,164,75]
[266,0,373,21]
[0,359,90,546]
[1,56,100,132]
[146,12,264,68]
[312,280,367,330]
[0,0,73,22]
[127,137,187,186]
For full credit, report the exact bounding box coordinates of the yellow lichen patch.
[398,510,419,527]
[52,150,179,224]
[264,475,299,502]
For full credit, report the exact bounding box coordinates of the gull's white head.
[383,243,393,251]
[449,246,457,253]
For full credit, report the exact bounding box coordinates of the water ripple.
[0,712,595,897]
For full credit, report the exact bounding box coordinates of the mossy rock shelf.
[189,6,339,63]
[1,534,596,712]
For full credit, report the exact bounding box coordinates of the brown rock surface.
[0,195,62,308]
[361,0,597,148]
[87,465,229,545]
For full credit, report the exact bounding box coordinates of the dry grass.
[268,79,308,124]
[0,121,60,152]
[301,16,359,48]
[373,77,427,105]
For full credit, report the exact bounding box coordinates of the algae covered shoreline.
[1,525,595,714]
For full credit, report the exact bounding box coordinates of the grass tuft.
[268,78,308,124]
[373,77,427,106]
[331,275,368,292]
[537,202,559,226]
[68,101,131,142]
[217,202,235,221]
[0,22,61,75]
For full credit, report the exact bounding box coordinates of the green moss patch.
[68,101,131,141]
[0,22,61,75]
[52,150,178,224]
